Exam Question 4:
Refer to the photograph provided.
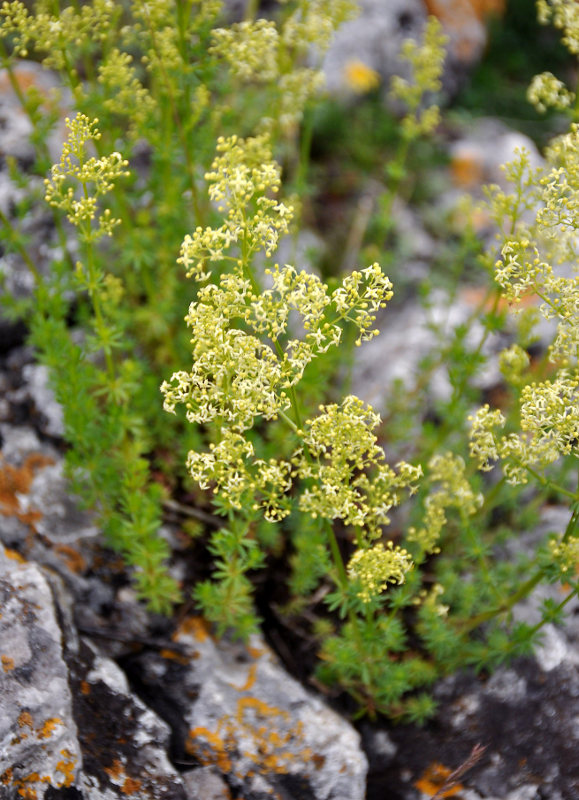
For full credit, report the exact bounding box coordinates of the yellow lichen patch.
[415,761,464,797]
[229,662,258,692]
[2,655,15,672]
[343,59,380,93]
[236,697,289,724]
[5,548,26,562]
[80,680,91,695]
[56,750,77,788]
[38,717,63,739]
[0,453,55,532]
[186,727,233,772]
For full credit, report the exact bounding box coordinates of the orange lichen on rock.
[0,453,55,532]
[415,761,464,797]
[2,655,15,672]
[38,717,63,739]
[424,0,505,23]
[5,548,26,562]
[176,615,211,642]
[187,692,319,782]
[236,697,289,724]
[104,759,124,780]
[1,768,13,785]
[18,711,34,728]
[160,648,190,665]
[450,149,485,188]
[56,750,77,788]
[229,663,258,692]
[53,544,86,573]
[186,727,233,772]
[122,777,142,794]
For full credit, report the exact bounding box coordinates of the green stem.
[0,208,41,282]
[140,3,204,225]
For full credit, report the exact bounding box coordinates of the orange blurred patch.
[0,454,55,532]
[175,615,211,642]
[415,762,464,797]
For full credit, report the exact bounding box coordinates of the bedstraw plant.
[1,0,579,721]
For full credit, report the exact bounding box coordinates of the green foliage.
[2,0,579,722]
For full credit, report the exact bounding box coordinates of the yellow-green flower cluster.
[538,0,579,54]
[332,263,393,345]
[527,71,575,113]
[208,0,355,132]
[408,453,482,555]
[281,0,356,55]
[549,535,579,574]
[210,20,279,82]
[276,69,326,131]
[389,16,448,139]
[347,542,413,603]
[0,0,115,66]
[44,115,129,239]
[489,132,579,364]
[129,0,190,73]
[97,49,155,134]
[295,396,422,536]
[178,134,293,278]
[499,344,530,386]
[186,430,293,522]
[162,258,394,432]
[163,135,408,533]
[470,371,579,483]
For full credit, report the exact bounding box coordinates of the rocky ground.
[2,3,579,798]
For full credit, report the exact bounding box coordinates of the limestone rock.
[130,620,368,800]
[0,547,83,796]
[323,0,427,99]
[424,0,505,66]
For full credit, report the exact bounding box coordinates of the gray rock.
[20,364,65,438]
[322,0,495,104]
[0,61,70,164]
[323,0,427,99]
[351,287,504,411]
[0,544,195,798]
[0,547,83,796]
[182,766,231,799]
[68,640,188,799]
[364,655,579,799]
[133,624,368,800]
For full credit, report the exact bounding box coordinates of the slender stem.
[0,208,41,282]
[140,3,204,225]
